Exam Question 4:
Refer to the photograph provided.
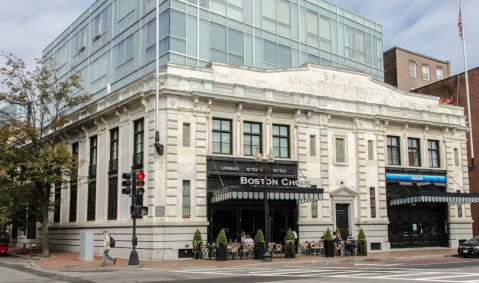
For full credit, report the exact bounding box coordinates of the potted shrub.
[192,229,202,259]
[284,228,295,258]
[335,227,342,241]
[323,228,335,257]
[357,228,368,256]
[254,229,265,259]
[216,230,228,261]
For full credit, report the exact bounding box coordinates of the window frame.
[212,118,233,155]
[407,138,421,167]
[311,201,318,218]
[182,180,191,218]
[87,182,96,221]
[69,143,79,222]
[133,119,144,167]
[387,136,401,165]
[310,135,316,156]
[428,140,440,168]
[53,184,61,223]
[116,34,135,79]
[109,128,119,172]
[272,124,290,158]
[436,68,443,81]
[422,65,430,81]
[107,176,118,220]
[370,187,376,218]
[409,62,416,78]
[89,136,97,177]
[368,140,374,160]
[333,135,348,165]
[183,123,191,147]
[243,121,262,156]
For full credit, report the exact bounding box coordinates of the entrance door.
[336,204,350,238]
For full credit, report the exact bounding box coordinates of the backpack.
[109,235,116,248]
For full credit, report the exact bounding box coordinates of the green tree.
[0,52,92,257]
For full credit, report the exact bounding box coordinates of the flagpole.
[154,0,163,155]
[460,0,475,172]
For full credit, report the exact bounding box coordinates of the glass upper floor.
[43,0,384,102]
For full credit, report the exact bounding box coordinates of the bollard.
[30,244,36,257]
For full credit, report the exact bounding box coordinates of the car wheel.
[461,254,470,258]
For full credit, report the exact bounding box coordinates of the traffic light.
[136,171,145,196]
[121,173,132,195]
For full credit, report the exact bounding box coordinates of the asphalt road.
[1,255,479,283]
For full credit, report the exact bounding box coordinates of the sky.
[0,0,477,76]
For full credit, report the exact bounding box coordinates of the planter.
[285,241,295,258]
[357,240,367,256]
[324,241,335,257]
[217,243,227,261]
[193,243,201,259]
[254,242,265,259]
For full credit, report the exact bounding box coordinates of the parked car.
[458,235,479,257]
[0,243,8,256]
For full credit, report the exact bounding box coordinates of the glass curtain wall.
[43,0,384,105]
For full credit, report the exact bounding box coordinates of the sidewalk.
[8,246,459,272]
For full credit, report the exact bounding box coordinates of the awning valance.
[389,191,479,206]
[210,186,324,204]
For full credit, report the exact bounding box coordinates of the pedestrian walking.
[102,230,117,266]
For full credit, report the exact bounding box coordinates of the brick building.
[384,46,451,92]
[415,67,479,236]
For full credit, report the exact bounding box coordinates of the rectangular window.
[89,136,97,177]
[387,136,401,165]
[335,137,346,163]
[310,135,316,156]
[87,182,96,221]
[117,0,136,31]
[243,122,262,156]
[11,224,17,240]
[273,125,290,158]
[312,201,318,218]
[368,140,374,160]
[457,190,463,217]
[53,184,61,223]
[107,177,118,220]
[146,20,157,63]
[91,53,108,93]
[436,68,443,81]
[110,128,119,171]
[409,62,416,78]
[428,140,440,168]
[116,34,135,79]
[70,143,78,222]
[133,119,144,166]
[454,148,460,166]
[408,138,421,167]
[27,221,36,239]
[422,65,429,80]
[182,180,191,218]
[92,8,108,51]
[370,187,376,218]
[183,123,190,147]
[72,27,87,66]
[212,118,232,154]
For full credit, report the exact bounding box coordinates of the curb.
[48,254,458,273]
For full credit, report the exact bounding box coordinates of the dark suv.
[458,235,479,257]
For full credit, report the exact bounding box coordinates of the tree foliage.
[254,229,264,242]
[216,230,227,244]
[324,228,333,241]
[0,52,92,257]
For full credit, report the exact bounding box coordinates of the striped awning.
[389,191,479,206]
[210,186,324,204]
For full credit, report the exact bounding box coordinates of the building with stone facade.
[384,46,451,92]
[8,0,479,260]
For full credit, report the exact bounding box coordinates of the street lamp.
[254,148,275,262]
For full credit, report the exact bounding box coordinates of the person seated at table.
[320,232,326,242]
[244,234,254,245]
[346,234,357,255]
[240,231,246,244]
[333,232,340,245]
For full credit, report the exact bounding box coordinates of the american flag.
[458,7,463,40]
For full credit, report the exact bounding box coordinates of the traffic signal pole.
[128,172,139,266]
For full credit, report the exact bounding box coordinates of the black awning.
[389,191,479,206]
[210,185,324,204]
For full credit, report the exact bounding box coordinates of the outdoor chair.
[273,244,284,258]
[230,245,239,260]
[201,245,208,260]
[300,242,308,255]
[310,243,320,256]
